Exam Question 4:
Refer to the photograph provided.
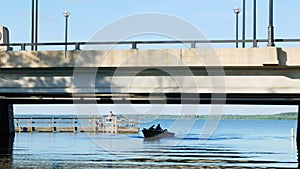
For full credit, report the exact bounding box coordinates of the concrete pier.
[0,136,14,155]
[0,103,15,135]
[296,104,300,165]
[0,103,14,155]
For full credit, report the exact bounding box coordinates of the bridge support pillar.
[296,104,300,168]
[0,103,14,135]
[0,103,14,155]
[297,105,300,140]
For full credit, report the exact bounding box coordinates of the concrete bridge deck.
[0,47,300,104]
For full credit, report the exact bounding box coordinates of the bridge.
[0,41,299,155]
[1,45,300,103]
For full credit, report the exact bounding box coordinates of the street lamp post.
[31,0,38,51]
[31,0,35,51]
[267,0,275,47]
[242,0,245,48]
[253,0,257,47]
[34,0,38,51]
[63,10,70,58]
[234,7,241,48]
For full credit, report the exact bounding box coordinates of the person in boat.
[149,125,155,131]
[155,124,162,131]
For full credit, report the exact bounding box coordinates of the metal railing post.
[191,41,196,48]
[253,40,258,48]
[21,44,26,51]
[75,43,80,50]
[132,42,137,49]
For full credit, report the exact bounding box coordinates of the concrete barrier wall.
[1,47,299,67]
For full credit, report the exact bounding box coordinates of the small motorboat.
[142,124,175,138]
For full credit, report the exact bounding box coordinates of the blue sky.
[1,0,300,48]
[1,0,299,115]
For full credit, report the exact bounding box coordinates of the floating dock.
[14,116,140,134]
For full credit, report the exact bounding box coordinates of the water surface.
[2,119,298,168]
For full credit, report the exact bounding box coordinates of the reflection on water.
[0,155,13,169]
[0,120,298,168]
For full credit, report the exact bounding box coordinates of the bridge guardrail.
[1,39,300,51]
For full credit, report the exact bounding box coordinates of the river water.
[1,119,298,168]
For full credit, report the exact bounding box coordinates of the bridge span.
[0,46,299,142]
[1,47,300,103]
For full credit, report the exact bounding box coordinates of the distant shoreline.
[15,112,297,120]
[126,112,298,120]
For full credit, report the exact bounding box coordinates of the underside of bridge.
[1,92,300,105]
